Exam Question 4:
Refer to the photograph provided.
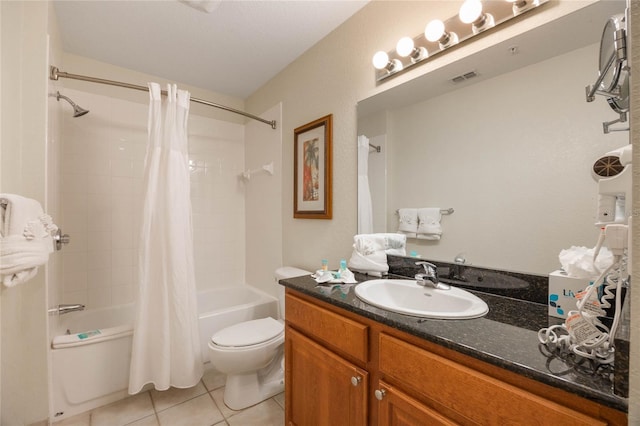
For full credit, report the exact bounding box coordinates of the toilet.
[208,266,310,410]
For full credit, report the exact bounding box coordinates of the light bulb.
[396,37,415,57]
[459,0,483,24]
[425,20,445,42]
[372,51,390,70]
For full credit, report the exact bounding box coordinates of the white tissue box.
[548,270,591,319]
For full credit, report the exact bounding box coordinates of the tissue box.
[548,270,591,319]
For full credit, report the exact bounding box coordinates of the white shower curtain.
[357,135,374,234]
[129,83,202,393]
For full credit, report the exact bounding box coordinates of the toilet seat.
[211,317,283,348]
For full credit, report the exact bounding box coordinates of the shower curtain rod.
[49,66,277,129]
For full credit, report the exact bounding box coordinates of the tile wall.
[58,89,245,309]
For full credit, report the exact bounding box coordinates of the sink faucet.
[415,262,450,290]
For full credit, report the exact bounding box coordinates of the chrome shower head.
[52,91,89,117]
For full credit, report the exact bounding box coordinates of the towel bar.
[396,208,454,215]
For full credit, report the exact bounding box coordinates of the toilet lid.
[211,317,283,347]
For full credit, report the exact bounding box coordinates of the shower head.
[52,91,89,117]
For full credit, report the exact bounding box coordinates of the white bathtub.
[50,286,279,421]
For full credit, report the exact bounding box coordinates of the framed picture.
[293,114,333,219]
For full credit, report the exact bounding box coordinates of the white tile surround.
[57,89,246,309]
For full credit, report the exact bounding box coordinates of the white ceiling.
[53,0,369,99]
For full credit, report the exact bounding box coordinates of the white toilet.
[208,266,310,410]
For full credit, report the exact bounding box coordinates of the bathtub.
[50,286,279,421]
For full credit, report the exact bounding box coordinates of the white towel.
[348,233,407,275]
[397,208,418,238]
[380,233,407,256]
[417,208,442,240]
[352,233,406,255]
[0,194,58,287]
[348,250,388,276]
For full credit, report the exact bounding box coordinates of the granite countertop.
[279,273,628,413]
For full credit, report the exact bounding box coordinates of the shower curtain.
[129,83,202,393]
[357,135,374,234]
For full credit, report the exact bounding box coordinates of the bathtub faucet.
[48,303,85,315]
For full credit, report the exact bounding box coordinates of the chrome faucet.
[48,304,85,315]
[415,262,450,290]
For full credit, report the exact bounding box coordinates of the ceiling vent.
[451,70,478,83]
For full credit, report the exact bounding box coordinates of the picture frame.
[293,114,333,219]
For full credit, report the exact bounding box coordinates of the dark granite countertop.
[279,272,628,413]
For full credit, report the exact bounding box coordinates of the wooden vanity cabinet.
[286,327,368,425]
[285,292,369,426]
[284,289,627,426]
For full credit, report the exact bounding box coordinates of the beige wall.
[1,1,52,424]
[246,0,638,417]
[245,103,284,297]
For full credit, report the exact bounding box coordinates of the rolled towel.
[397,208,418,239]
[348,250,389,276]
[0,194,58,287]
[380,233,407,256]
[417,208,442,240]
[353,233,406,256]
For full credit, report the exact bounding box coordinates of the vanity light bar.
[373,0,548,82]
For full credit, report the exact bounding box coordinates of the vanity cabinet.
[285,292,369,426]
[285,289,627,426]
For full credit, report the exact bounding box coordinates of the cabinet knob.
[374,389,386,400]
[351,376,362,386]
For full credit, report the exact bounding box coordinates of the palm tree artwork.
[303,137,320,201]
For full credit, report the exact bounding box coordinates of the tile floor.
[52,369,284,426]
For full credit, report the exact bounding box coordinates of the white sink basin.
[354,279,489,319]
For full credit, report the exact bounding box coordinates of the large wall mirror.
[357,0,628,276]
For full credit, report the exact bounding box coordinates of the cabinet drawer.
[286,293,368,362]
[379,333,606,426]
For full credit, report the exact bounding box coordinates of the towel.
[348,233,407,275]
[0,194,58,287]
[380,233,407,256]
[397,208,418,238]
[417,208,442,240]
[348,250,388,276]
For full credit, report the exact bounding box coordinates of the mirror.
[357,0,628,276]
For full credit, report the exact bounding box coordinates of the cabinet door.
[286,327,368,426]
[376,381,459,426]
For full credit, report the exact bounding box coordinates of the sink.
[354,279,489,319]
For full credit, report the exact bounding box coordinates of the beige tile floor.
[53,369,285,426]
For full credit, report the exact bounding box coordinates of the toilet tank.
[274,267,310,319]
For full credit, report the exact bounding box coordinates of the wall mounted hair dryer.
[592,144,632,226]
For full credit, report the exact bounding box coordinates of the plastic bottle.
[321,259,328,271]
